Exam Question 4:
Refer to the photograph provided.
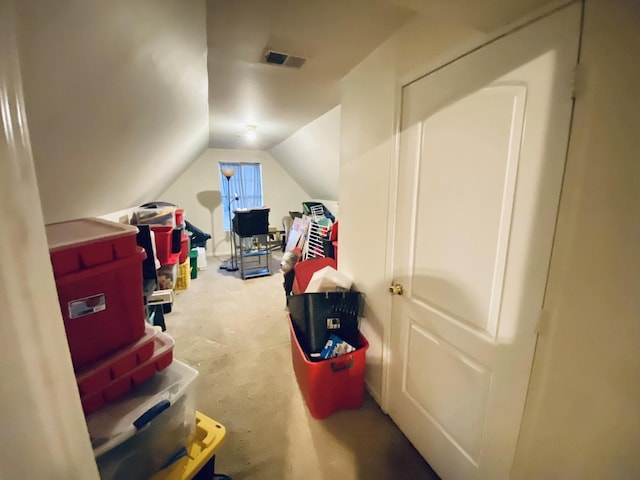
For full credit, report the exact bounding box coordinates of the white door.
[387,4,581,479]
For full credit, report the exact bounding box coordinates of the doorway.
[386,3,582,479]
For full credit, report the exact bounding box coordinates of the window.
[219,162,263,231]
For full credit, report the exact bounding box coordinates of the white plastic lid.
[86,359,198,457]
[305,266,353,293]
[46,217,138,251]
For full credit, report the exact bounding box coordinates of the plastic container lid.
[46,218,138,252]
[87,359,198,457]
[150,411,226,480]
[305,266,353,293]
[75,325,158,395]
[79,331,176,416]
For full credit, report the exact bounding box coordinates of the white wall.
[98,207,138,225]
[16,0,209,224]
[512,0,640,477]
[341,0,640,477]
[340,13,485,401]
[159,148,309,256]
[270,106,341,201]
[1,3,98,476]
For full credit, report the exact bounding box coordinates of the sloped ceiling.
[17,0,209,224]
[208,0,558,200]
[206,0,557,151]
[206,0,416,150]
[389,0,556,31]
[270,106,341,200]
[16,0,559,223]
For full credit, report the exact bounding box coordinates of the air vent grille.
[263,49,306,69]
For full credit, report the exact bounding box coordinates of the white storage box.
[196,246,207,270]
[305,266,353,293]
[86,360,198,480]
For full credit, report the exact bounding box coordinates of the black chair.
[185,220,212,249]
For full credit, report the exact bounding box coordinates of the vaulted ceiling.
[206,0,415,150]
[206,0,555,150]
[16,0,556,223]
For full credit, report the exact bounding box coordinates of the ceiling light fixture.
[245,125,257,141]
[234,125,258,142]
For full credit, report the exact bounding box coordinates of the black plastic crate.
[135,225,157,282]
[171,226,183,254]
[287,291,362,357]
[232,207,270,237]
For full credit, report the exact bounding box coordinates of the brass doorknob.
[389,282,404,295]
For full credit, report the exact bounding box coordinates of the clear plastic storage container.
[131,207,176,227]
[87,360,198,480]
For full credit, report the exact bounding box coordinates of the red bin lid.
[46,217,138,252]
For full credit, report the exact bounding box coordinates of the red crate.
[179,232,190,264]
[46,218,139,277]
[292,257,337,294]
[75,325,157,397]
[288,316,368,419]
[150,225,174,264]
[55,246,147,369]
[175,208,184,227]
[81,331,175,416]
[332,241,338,267]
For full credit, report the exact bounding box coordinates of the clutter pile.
[280,209,369,419]
[283,202,339,264]
[45,212,227,480]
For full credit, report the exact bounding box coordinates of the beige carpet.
[166,252,439,480]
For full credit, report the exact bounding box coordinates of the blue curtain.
[219,162,263,231]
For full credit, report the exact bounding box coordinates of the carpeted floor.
[165,251,439,480]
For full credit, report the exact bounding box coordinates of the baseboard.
[365,380,384,411]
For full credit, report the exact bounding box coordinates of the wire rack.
[303,204,329,260]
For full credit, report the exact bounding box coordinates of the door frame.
[380,0,581,411]
[0,1,100,477]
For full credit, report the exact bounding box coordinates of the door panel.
[387,4,581,479]
[405,321,491,463]
[413,85,526,334]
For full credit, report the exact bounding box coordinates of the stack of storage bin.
[132,205,180,291]
[46,218,149,372]
[45,217,199,479]
[175,209,192,291]
[45,218,176,415]
[87,360,199,480]
[286,259,368,419]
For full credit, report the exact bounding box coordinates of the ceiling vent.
[262,49,306,69]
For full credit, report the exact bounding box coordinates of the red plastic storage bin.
[81,330,175,416]
[288,315,368,419]
[76,325,157,398]
[150,225,173,264]
[46,218,139,277]
[329,221,339,241]
[178,232,189,264]
[332,241,338,267]
[292,257,337,294]
[175,208,184,227]
[54,246,147,369]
